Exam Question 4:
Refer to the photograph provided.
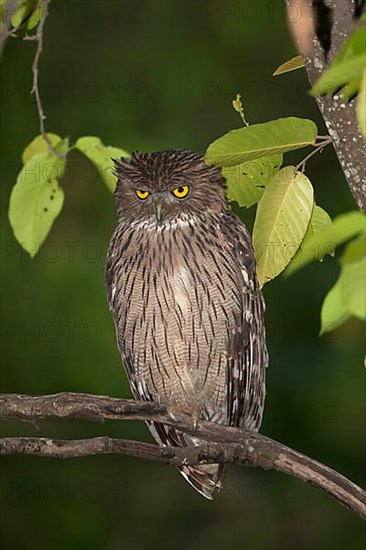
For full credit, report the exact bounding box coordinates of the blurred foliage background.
[1,1,365,549]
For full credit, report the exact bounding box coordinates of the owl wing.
[105,226,140,398]
[220,210,268,431]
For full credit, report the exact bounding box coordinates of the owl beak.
[155,202,163,226]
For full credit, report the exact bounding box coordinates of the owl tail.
[178,463,225,500]
[149,422,225,499]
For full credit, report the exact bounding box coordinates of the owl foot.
[166,403,200,433]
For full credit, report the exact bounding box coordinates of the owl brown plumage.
[106,150,268,499]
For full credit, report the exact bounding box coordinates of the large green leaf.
[253,166,314,286]
[286,211,366,275]
[9,152,65,257]
[204,117,317,167]
[76,136,129,192]
[223,154,282,208]
[340,255,366,320]
[320,278,352,335]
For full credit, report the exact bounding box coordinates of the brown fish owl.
[106,150,268,499]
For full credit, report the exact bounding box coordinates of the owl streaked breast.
[106,150,268,499]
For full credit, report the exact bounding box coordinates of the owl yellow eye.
[172,185,189,199]
[135,190,150,200]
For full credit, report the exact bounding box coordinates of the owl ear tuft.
[112,156,132,178]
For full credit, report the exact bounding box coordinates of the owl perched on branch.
[106,150,268,499]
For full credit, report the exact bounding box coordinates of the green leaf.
[311,55,366,97]
[340,255,366,319]
[11,0,37,28]
[333,25,366,64]
[288,205,333,269]
[253,166,314,286]
[341,76,362,101]
[312,25,366,98]
[76,136,129,192]
[357,69,366,139]
[26,0,44,29]
[273,55,305,76]
[204,117,317,167]
[223,154,282,208]
[286,211,366,275]
[340,234,366,264]
[320,278,352,335]
[22,134,68,164]
[308,204,332,235]
[9,152,65,257]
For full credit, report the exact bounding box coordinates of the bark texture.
[287,0,366,210]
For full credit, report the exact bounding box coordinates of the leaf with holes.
[204,117,317,167]
[253,166,314,286]
[76,136,129,192]
[9,152,65,257]
[223,154,282,208]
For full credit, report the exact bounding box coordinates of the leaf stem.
[296,136,332,172]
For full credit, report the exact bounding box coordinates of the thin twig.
[296,137,332,172]
[0,392,365,519]
[1,0,62,157]
[30,0,62,158]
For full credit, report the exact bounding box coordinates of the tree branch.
[286,0,366,211]
[1,392,365,520]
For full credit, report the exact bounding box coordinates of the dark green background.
[1,1,365,549]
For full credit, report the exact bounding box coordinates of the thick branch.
[0,392,365,520]
[286,0,366,211]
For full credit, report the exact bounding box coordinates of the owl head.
[112,150,227,226]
